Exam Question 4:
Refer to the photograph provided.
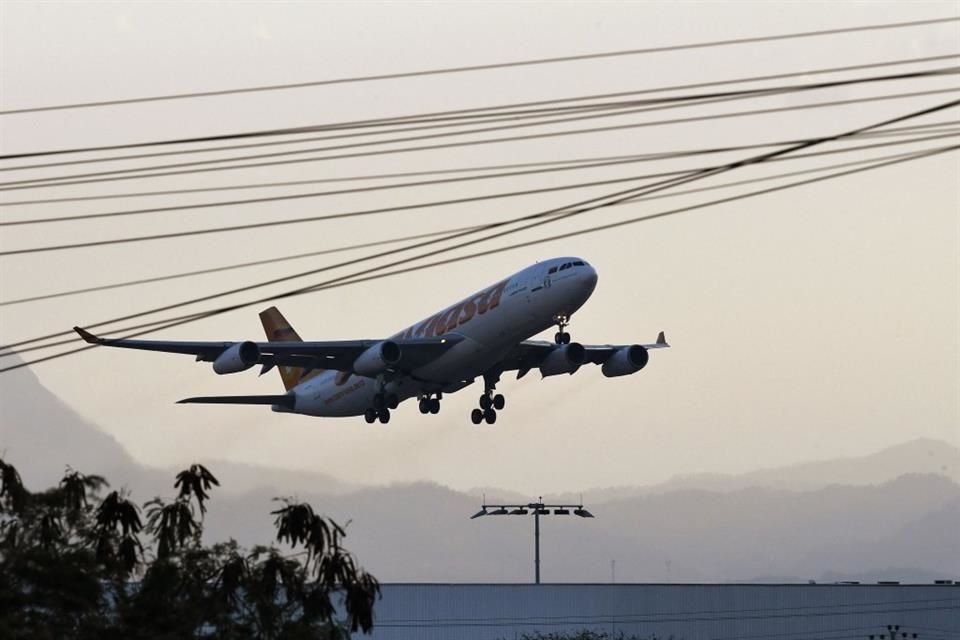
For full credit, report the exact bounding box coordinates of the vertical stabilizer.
[259,306,323,391]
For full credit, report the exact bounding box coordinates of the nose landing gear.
[554,314,571,345]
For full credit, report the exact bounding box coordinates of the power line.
[1,129,955,244]
[0,92,747,171]
[0,147,927,320]
[4,165,716,353]
[3,120,956,207]
[0,147,935,352]
[0,224,490,306]
[4,53,954,160]
[4,85,957,192]
[2,142,955,373]
[3,98,955,367]
[2,15,955,115]
[4,66,954,173]
[5,96,955,351]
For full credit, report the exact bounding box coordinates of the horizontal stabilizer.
[74,326,103,344]
[177,394,295,408]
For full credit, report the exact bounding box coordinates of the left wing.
[499,331,669,378]
[73,327,461,375]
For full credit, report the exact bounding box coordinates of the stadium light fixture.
[469,496,595,584]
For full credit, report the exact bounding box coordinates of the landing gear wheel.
[386,394,399,410]
[418,399,430,414]
[429,398,441,414]
[377,408,391,424]
[471,408,483,424]
[364,408,377,424]
[493,394,505,410]
[479,394,492,411]
[483,408,497,424]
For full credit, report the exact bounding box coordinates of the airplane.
[74,257,669,425]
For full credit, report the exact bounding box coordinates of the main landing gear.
[418,392,442,415]
[471,377,505,425]
[365,388,399,424]
[554,314,572,345]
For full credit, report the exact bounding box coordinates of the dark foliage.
[0,456,380,639]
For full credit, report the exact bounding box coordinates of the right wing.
[496,331,669,377]
[73,326,461,375]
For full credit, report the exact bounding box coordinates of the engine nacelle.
[539,342,586,377]
[212,341,260,375]
[352,340,402,377]
[601,345,649,377]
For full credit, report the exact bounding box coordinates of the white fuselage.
[288,257,598,417]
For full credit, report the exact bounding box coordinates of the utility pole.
[471,496,594,584]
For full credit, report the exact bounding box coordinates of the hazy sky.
[1,1,957,494]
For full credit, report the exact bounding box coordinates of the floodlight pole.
[471,495,594,585]
[534,499,541,584]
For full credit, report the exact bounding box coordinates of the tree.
[0,456,380,639]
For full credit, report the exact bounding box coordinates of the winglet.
[656,331,669,347]
[74,326,102,344]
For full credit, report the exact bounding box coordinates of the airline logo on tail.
[258,306,324,391]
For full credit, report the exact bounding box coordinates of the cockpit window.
[573,260,585,267]
[548,266,557,274]
[559,263,572,271]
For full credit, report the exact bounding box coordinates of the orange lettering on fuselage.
[397,278,511,340]
[458,297,477,326]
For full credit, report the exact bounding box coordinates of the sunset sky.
[1,1,957,494]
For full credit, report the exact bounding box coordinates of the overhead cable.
[3,65,954,173]
[3,85,957,192]
[3,52,954,160]
[0,128,954,238]
[3,119,956,207]
[3,97,955,362]
[1,15,955,115]
[3,143,954,373]
[0,145,945,312]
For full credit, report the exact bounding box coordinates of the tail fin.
[259,306,323,391]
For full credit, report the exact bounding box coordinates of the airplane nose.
[583,266,598,292]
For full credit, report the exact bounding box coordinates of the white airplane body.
[75,257,668,424]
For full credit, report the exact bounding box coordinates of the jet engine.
[539,342,586,377]
[212,341,260,374]
[601,345,649,377]
[352,340,402,377]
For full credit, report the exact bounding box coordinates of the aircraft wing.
[500,331,669,375]
[581,331,671,364]
[73,326,461,374]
